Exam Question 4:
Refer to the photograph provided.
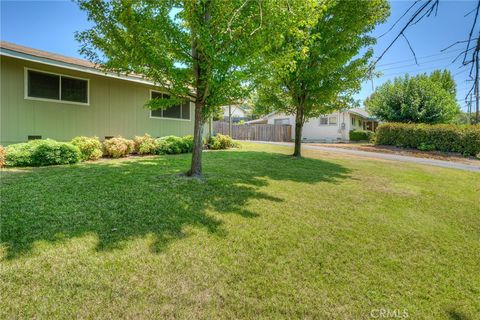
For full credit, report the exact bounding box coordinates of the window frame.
[24,67,90,106]
[149,90,192,121]
[319,115,337,126]
[274,118,290,125]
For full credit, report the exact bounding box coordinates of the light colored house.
[260,108,378,142]
[0,41,196,145]
[221,104,249,122]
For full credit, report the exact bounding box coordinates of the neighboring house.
[221,104,249,123]
[261,108,378,142]
[0,41,195,145]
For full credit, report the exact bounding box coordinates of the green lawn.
[1,142,479,319]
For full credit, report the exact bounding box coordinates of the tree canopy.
[76,0,281,175]
[253,0,390,156]
[365,70,460,124]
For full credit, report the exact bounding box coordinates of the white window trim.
[319,115,338,126]
[24,67,90,106]
[149,89,192,121]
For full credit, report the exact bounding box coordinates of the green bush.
[208,134,234,150]
[102,136,134,158]
[71,136,103,161]
[182,135,194,153]
[349,130,374,141]
[133,134,157,155]
[155,135,185,154]
[5,139,81,167]
[0,145,5,168]
[374,123,480,156]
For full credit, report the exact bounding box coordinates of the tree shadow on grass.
[0,151,351,259]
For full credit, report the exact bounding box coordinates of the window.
[320,117,329,125]
[26,69,89,104]
[61,76,88,103]
[328,116,337,125]
[274,118,290,125]
[28,70,59,100]
[351,117,355,126]
[320,116,337,126]
[150,91,191,120]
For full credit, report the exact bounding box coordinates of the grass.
[1,142,479,319]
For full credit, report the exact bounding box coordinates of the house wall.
[267,112,352,141]
[222,105,246,118]
[0,56,195,145]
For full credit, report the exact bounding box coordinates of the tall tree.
[76,0,274,176]
[255,0,389,157]
[365,71,461,124]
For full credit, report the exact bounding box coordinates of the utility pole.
[468,94,473,124]
[475,39,480,124]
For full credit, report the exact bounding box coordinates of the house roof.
[0,41,154,86]
[262,109,376,120]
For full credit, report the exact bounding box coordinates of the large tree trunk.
[293,107,304,157]
[187,1,210,176]
[187,100,205,177]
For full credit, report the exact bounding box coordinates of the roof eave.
[0,48,156,86]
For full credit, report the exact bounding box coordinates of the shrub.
[0,145,5,168]
[133,134,157,155]
[374,123,480,156]
[208,134,234,150]
[349,130,374,141]
[417,142,436,151]
[155,135,185,154]
[182,135,194,153]
[71,136,103,161]
[102,136,134,158]
[6,139,81,167]
[5,142,33,167]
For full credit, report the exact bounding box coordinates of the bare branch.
[371,0,438,68]
[463,0,480,64]
[378,0,420,39]
[402,33,418,64]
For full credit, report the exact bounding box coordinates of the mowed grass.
[1,142,479,319]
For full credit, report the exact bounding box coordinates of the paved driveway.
[249,141,480,173]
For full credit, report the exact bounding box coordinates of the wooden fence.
[213,121,292,142]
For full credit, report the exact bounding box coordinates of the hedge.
[0,145,5,168]
[71,136,103,160]
[208,134,235,150]
[3,134,235,167]
[5,139,81,167]
[374,123,480,156]
[349,130,374,141]
[102,136,134,158]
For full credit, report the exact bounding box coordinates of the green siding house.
[0,41,195,145]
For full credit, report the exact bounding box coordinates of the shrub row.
[374,123,480,156]
[349,130,374,141]
[2,133,234,167]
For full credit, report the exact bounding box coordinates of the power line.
[375,48,465,67]
[378,54,459,72]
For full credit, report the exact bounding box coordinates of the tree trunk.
[293,107,304,157]
[187,101,205,176]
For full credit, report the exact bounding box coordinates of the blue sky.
[0,0,476,111]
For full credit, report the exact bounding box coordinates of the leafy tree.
[254,0,389,157]
[365,71,460,124]
[76,0,275,176]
